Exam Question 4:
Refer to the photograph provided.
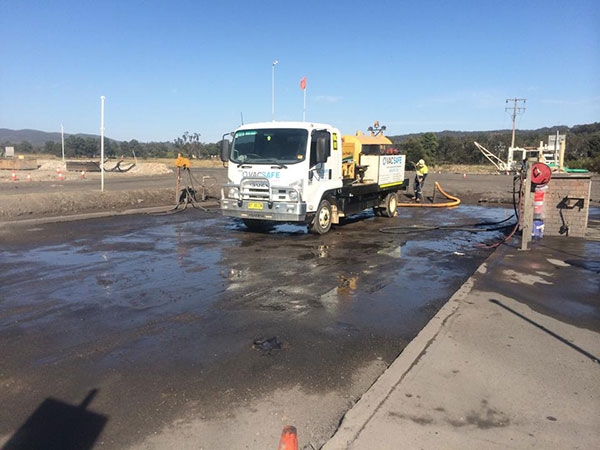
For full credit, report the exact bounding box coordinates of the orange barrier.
[397,182,461,208]
[277,425,298,450]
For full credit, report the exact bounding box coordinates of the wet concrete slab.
[324,235,600,450]
[0,206,514,449]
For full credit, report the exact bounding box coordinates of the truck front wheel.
[310,199,333,234]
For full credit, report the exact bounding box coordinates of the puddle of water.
[0,205,514,366]
[0,221,226,334]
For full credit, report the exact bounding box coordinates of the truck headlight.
[227,187,240,199]
[289,190,298,201]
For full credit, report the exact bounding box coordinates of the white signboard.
[378,154,405,186]
[5,146,14,157]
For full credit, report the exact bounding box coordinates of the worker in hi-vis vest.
[414,159,428,202]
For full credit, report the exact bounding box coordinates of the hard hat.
[417,159,425,166]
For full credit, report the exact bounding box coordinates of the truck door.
[305,129,340,212]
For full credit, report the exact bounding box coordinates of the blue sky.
[1,0,599,142]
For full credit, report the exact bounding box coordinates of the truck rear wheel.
[383,192,398,218]
[310,199,332,234]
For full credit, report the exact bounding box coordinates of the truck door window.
[310,131,331,167]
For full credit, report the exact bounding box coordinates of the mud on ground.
[1,169,597,222]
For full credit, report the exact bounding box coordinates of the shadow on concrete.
[490,299,599,364]
[1,389,107,450]
[563,259,600,273]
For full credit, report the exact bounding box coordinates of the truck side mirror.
[316,136,329,163]
[220,139,231,162]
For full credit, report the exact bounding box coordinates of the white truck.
[220,121,408,234]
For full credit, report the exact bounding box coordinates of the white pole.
[61,124,65,163]
[100,96,105,192]
[303,87,307,122]
[272,60,278,121]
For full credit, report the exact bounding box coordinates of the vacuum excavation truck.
[220,121,408,234]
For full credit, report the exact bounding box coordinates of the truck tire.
[310,199,333,234]
[383,192,398,218]
[243,219,273,232]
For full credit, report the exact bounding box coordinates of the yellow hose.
[397,182,461,208]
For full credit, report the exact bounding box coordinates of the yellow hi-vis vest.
[416,164,428,176]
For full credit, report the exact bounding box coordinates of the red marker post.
[300,77,307,121]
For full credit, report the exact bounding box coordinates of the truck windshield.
[230,128,308,165]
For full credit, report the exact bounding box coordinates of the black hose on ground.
[147,168,220,216]
[380,173,524,244]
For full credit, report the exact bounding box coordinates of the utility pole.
[272,60,278,121]
[100,96,105,192]
[61,124,65,163]
[506,98,526,148]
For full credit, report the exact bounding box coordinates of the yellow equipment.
[174,154,191,168]
[342,124,393,181]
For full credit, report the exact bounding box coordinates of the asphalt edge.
[322,247,505,450]
[0,201,221,228]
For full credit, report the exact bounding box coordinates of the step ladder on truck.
[219,121,409,234]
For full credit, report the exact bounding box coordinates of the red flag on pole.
[300,77,307,90]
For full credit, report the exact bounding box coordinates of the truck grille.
[241,178,270,201]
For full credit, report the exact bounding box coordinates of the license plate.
[248,202,264,210]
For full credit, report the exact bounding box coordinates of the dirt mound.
[129,162,172,175]
[37,159,66,171]
[0,188,175,220]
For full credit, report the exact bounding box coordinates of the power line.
[505,98,526,148]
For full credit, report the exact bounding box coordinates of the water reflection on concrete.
[0,206,514,449]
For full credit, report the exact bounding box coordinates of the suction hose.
[397,182,461,208]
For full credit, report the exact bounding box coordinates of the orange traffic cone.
[26,173,31,182]
[57,170,64,181]
[80,170,86,179]
[11,171,17,181]
[277,425,297,450]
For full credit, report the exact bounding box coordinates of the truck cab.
[220,121,407,234]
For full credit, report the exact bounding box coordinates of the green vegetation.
[1,123,599,172]
[389,122,600,172]
[0,131,219,159]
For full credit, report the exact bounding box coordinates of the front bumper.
[221,199,307,222]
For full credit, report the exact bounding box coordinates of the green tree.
[17,141,34,153]
[402,138,426,167]
[44,141,60,156]
[418,132,439,163]
[174,132,202,158]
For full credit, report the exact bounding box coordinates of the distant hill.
[387,125,580,143]
[2,123,598,147]
[0,128,104,146]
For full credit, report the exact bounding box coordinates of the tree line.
[2,123,599,172]
[0,131,220,159]
[389,122,600,172]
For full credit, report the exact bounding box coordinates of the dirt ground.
[1,166,598,221]
[0,168,226,220]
